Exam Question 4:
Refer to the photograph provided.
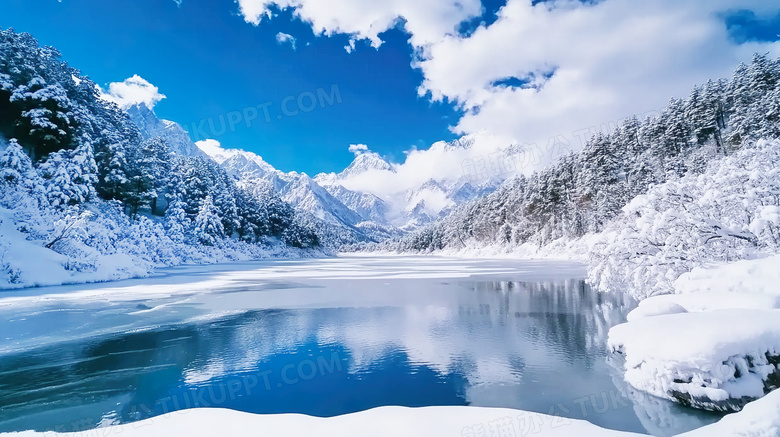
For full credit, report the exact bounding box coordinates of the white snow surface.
[1,406,645,437]
[609,256,780,412]
[681,388,780,437]
[674,256,780,297]
[610,309,780,402]
[5,390,780,437]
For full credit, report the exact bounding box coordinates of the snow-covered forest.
[375,54,780,298]
[3,25,780,295]
[0,29,327,288]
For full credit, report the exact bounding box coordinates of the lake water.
[0,256,722,436]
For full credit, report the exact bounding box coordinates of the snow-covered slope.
[316,149,501,230]
[315,182,390,224]
[9,394,780,437]
[125,104,205,158]
[279,173,364,226]
[127,106,498,240]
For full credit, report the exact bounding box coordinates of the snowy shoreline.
[1,253,778,435]
[5,391,780,437]
[358,245,780,419]
[0,203,333,291]
[607,256,780,414]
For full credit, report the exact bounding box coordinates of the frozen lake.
[0,256,721,436]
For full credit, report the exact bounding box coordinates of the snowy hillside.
[0,28,327,289]
[379,55,780,274]
[125,104,206,158]
[192,134,500,241]
[193,140,400,242]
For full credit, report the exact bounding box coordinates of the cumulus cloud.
[240,0,780,200]
[100,75,166,110]
[417,0,780,164]
[348,144,368,155]
[336,131,510,196]
[195,139,226,158]
[275,32,297,49]
[235,0,482,49]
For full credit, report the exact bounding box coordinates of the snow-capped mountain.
[278,173,364,226]
[126,105,499,241]
[126,104,205,158]
[194,143,400,241]
[399,177,499,230]
[338,151,395,178]
[316,183,390,224]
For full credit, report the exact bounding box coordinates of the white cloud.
[100,75,166,110]
[348,144,368,155]
[237,0,780,211]
[195,139,227,159]
[275,32,297,49]
[235,0,482,49]
[240,0,780,202]
[336,131,511,199]
[416,0,780,165]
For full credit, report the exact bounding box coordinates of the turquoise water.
[0,258,722,436]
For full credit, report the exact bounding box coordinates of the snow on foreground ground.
[5,391,780,437]
[0,206,326,290]
[609,256,780,413]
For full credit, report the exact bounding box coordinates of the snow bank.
[675,256,780,297]
[627,292,780,322]
[609,309,780,412]
[680,388,780,437]
[0,406,646,437]
[610,256,780,413]
[5,396,780,437]
[0,205,326,290]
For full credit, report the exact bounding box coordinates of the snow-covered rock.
[609,309,780,412]
[626,300,688,322]
[628,292,780,321]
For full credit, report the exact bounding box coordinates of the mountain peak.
[125,103,205,158]
[338,152,394,179]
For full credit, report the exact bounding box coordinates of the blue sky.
[1,0,779,178]
[0,0,476,174]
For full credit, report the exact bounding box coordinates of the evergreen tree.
[164,198,190,243]
[0,138,47,208]
[38,141,96,208]
[192,195,224,246]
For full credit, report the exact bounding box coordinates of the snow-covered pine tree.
[0,138,47,208]
[235,187,269,243]
[164,198,191,243]
[192,195,224,246]
[181,157,209,217]
[126,137,171,216]
[38,141,97,208]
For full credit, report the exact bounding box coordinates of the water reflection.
[0,278,720,435]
